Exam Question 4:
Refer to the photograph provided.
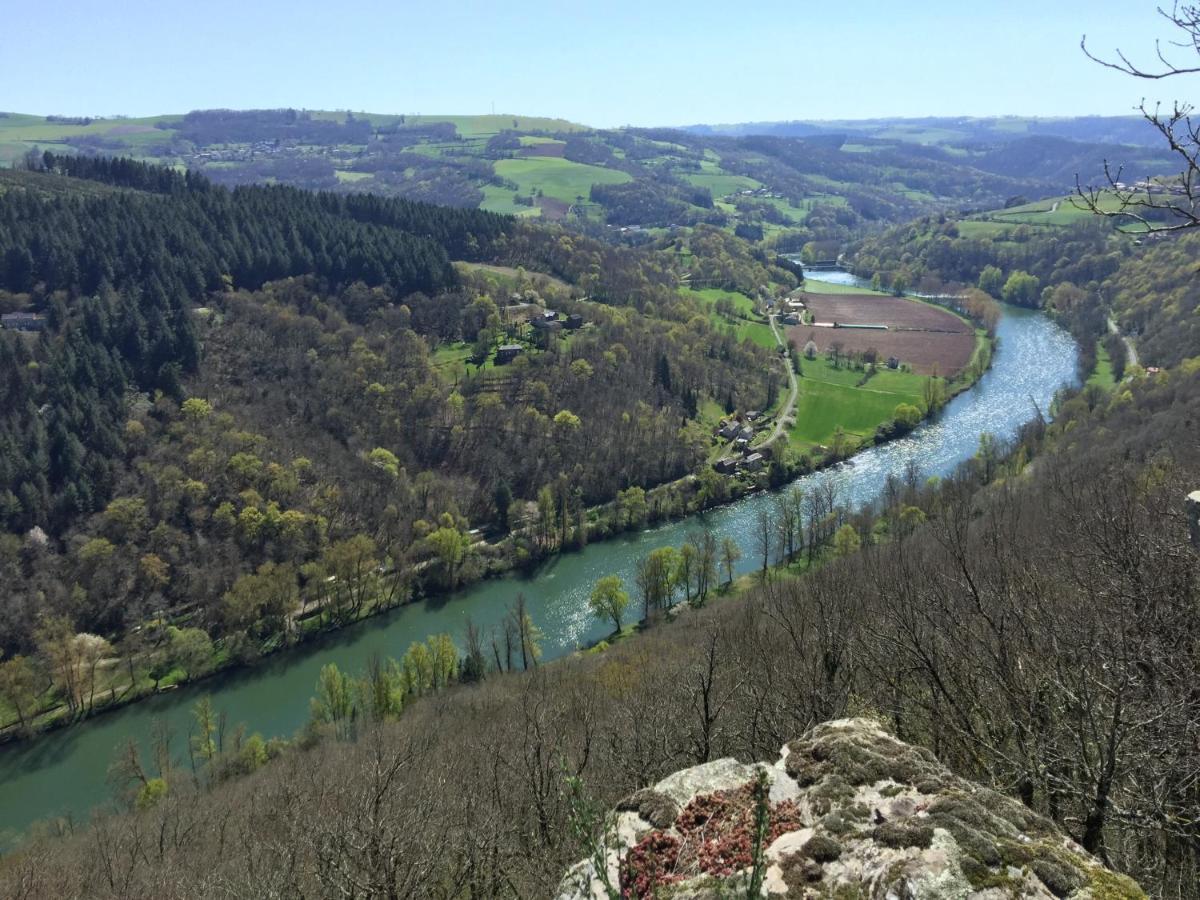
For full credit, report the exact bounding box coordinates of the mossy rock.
[785,724,941,788]
[1031,856,1086,897]
[802,834,843,863]
[779,853,824,891]
[819,811,853,835]
[1088,868,1148,900]
[616,788,679,829]
[875,821,934,849]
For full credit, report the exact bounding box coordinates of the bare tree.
[1076,3,1200,230]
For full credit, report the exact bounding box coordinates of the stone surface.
[556,718,1147,900]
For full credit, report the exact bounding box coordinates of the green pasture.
[733,319,776,349]
[788,369,924,447]
[801,279,889,296]
[1087,342,1117,391]
[479,182,542,216]
[680,286,756,319]
[684,172,762,197]
[493,157,630,204]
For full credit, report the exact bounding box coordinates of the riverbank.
[0,302,1077,846]
[0,280,998,747]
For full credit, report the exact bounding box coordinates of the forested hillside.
[1,262,1195,898]
[0,159,780,694]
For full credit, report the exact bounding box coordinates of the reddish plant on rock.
[619,778,805,897]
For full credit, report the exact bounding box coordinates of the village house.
[713,458,738,475]
[494,344,524,365]
[717,421,741,441]
[740,452,765,472]
[1,312,47,332]
[564,313,584,330]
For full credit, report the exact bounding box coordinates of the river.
[0,275,1079,847]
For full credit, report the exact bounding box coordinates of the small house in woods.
[713,458,738,475]
[531,315,562,331]
[1,312,46,332]
[718,421,741,440]
[494,344,524,365]
[564,314,584,330]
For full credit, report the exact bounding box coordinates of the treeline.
[1,156,507,299]
[1108,231,1200,368]
[850,214,1126,304]
[174,108,373,146]
[31,151,207,193]
[5,358,1196,898]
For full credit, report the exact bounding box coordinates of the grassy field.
[479,182,542,216]
[964,191,1155,233]
[680,286,756,318]
[1087,342,1117,391]
[800,278,889,296]
[734,320,777,349]
[787,357,926,448]
[683,172,762,197]
[493,157,631,204]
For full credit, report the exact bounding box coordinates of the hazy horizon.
[1,0,1184,127]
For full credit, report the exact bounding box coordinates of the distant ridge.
[682,115,1160,148]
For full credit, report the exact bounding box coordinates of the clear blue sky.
[1,0,1186,126]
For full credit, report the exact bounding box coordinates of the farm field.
[683,172,762,197]
[790,292,975,376]
[799,278,888,296]
[479,182,541,216]
[493,157,631,204]
[680,286,756,318]
[786,357,925,448]
[962,191,1156,234]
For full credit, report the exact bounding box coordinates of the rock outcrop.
[556,718,1145,899]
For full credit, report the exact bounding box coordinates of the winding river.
[0,277,1079,847]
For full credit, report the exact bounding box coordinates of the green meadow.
[493,157,631,204]
[479,182,542,216]
[787,358,926,448]
[684,172,762,197]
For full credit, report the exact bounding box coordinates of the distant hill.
[0,109,1178,257]
[683,115,1162,148]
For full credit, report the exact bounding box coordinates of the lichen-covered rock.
[555,718,1147,900]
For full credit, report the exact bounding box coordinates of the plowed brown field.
[788,292,975,376]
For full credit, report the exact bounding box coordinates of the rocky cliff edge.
[556,718,1145,899]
